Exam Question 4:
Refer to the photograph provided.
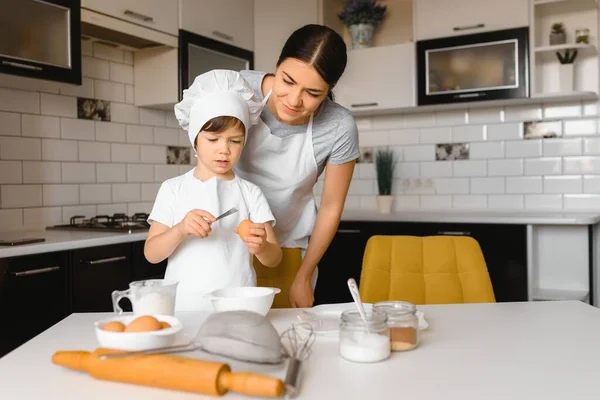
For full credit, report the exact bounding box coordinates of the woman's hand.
[243,222,268,254]
[175,210,215,238]
[289,275,314,308]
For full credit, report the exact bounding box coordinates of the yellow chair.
[358,235,496,305]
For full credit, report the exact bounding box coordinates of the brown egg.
[160,321,171,330]
[102,321,126,332]
[235,219,256,240]
[124,315,162,333]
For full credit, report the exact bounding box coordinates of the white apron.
[165,171,254,311]
[235,90,319,285]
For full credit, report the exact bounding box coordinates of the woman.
[235,24,359,308]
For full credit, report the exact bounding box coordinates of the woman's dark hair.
[276,24,347,100]
[194,116,244,148]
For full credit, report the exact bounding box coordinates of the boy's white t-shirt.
[147,168,275,311]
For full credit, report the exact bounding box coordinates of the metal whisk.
[280,323,316,398]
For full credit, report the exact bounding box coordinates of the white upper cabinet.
[414,0,529,41]
[81,0,179,36]
[334,43,416,114]
[179,0,254,51]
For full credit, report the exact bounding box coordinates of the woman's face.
[270,58,330,125]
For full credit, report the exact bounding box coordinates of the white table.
[1,301,600,399]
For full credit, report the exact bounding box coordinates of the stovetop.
[46,213,150,233]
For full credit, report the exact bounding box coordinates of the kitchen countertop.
[341,209,600,225]
[1,301,599,399]
[0,230,147,259]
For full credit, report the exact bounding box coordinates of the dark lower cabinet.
[132,241,167,281]
[0,252,69,358]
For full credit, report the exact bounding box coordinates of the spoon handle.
[347,278,369,325]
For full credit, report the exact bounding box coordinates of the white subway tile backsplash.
[155,165,182,182]
[357,164,376,179]
[584,176,600,193]
[127,202,153,215]
[166,114,180,128]
[128,164,155,182]
[123,51,134,65]
[343,196,360,209]
[388,129,419,145]
[453,195,487,209]
[543,102,582,119]
[468,107,503,124]
[97,203,128,215]
[0,209,23,230]
[470,142,504,159]
[61,162,95,183]
[487,123,522,140]
[451,125,485,142]
[40,94,76,118]
[543,138,582,156]
[94,80,125,102]
[525,194,562,210]
[178,130,189,147]
[112,183,141,202]
[420,195,451,209]
[0,161,21,184]
[505,140,542,158]
[23,207,62,229]
[79,141,111,162]
[563,194,600,210]
[488,159,523,176]
[564,157,600,174]
[93,43,124,62]
[140,109,166,127]
[434,178,469,194]
[564,119,597,136]
[371,115,402,130]
[504,105,542,122]
[142,183,161,201]
[0,88,40,114]
[141,145,166,164]
[544,176,582,193]
[419,127,451,144]
[82,56,109,79]
[393,196,420,210]
[96,122,126,142]
[420,161,452,177]
[80,184,112,204]
[127,125,154,144]
[359,196,377,210]
[584,138,600,155]
[0,112,21,136]
[488,195,524,210]
[404,113,435,128]
[59,78,94,98]
[111,103,139,124]
[96,164,127,183]
[471,177,504,194]
[109,63,134,84]
[62,205,96,223]
[125,85,134,104]
[453,160,487,177]
[403,145,434,161]
[395,162,420,178]
[23,161,61,184]
[348,180,375,195]
[111,143,140,163]
[358,130,389,147]
[583,101,598,116]
[42,139,77,161]
[507,177,542,194]
[1,185,42,208]
[435,110,467,126]
[61,118,95,141]
[524,158,562,175]
[0,137,41,160]
[154,127,184,146]
[0,74,59,94]
[22,115,60,138]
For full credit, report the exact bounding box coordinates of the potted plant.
[550,23,566,45]
[556,49,578,92]
[375,147,397,214]
[338,0,387,49]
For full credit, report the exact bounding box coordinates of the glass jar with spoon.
[339,309,391,363]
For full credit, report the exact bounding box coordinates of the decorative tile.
[435,143,469,161]
[77,97,111,121]
[167,146,191,165]
[524,120,562,139]
[358,147,374,163]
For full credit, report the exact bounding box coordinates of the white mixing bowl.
[204,287,281,315]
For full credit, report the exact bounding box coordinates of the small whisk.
[280,323,316,398]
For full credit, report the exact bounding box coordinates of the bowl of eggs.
[94,314,182,351]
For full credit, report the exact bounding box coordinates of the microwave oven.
[416,27,530,106]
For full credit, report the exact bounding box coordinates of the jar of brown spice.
[373,301,419,351]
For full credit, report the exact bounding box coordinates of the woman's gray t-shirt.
[240,70,360,176]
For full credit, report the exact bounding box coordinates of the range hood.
[80,8,177,50]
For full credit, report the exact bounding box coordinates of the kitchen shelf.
[535,43,596,53]
[532,288,589,302]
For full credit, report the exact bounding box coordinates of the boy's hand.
[176,210,216,238]
[243,222,267,254]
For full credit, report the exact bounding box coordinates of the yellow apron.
[253,248,302,308]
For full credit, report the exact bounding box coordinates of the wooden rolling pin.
[52,348,284,397]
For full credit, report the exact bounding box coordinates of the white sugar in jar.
[339,310,391,363]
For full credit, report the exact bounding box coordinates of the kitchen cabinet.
[179,0,254,51]
[333,43,416,114]
[0,252,69,358]
[414,0,529,41]
[71,244,133,313]
[81,0,179,36]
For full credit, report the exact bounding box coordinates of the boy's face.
[194,125,245,179]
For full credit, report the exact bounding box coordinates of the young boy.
[144,70,282,312]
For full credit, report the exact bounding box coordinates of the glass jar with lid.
[339,309,390,363]
[373,301,419,351]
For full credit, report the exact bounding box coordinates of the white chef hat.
[174,69,263,151]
